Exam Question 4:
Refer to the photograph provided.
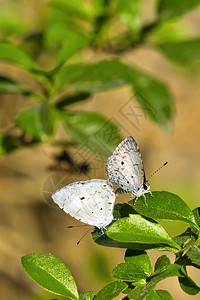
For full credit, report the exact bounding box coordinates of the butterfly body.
[106,136,151,199]
[52,179,115,230]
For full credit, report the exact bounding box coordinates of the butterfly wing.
[106,136,145,194]
[52,179,115,229]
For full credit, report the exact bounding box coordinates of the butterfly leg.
[132,196,138,207]
[101,228,105,234]
[149,191,154,197]
[143,194,147,206]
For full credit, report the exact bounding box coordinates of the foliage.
[1,0,199,298]
[0,0,200,157]
[21,192,200,299]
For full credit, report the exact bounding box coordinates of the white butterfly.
[106,136,152,202]
[52,179,115,230]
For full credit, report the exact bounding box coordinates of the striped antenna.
[67,225,90,228]
[76,228,93,245]
[67,224,93,245]
[147,162,168,182]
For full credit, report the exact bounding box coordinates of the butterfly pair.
[52,136,152,231]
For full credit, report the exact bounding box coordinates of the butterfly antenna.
[76,227,93,245]
[147,162,168,182]
[67,225,90,228]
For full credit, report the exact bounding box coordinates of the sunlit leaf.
[125,249,152,277]
[106,214,181,250]
[132,191,199,230]
[93,229,176,252]
[21,253,79,299]
[154,255,171,274]
[112,262,147,282]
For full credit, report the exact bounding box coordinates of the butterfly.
[106,136,152,203]
[52,179,115,230]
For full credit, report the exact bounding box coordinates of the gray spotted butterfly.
[52,179,115,230]
[106,136,152,202]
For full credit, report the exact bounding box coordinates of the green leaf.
[55,92,91,109]
[192,207,200,227]
[95,281,128,300]
[113,203,137,219]
[146,290,160,300]
[0,75,33,95]
[156,290,173,300]
[173,227,197,249]
[93,229,176,252]
[148,19,195,44]
[125,249,152,277]
[186,246,200,267]
[106,215,181,250]
[94,203,180,253]
[179,271,200,295]
[62,111,122,156]
[0,41,38,70]
[146,289,173,300]
[44,21,75,47]
[114,0,141,33]
[132,191,199,230]
[16,103,59,142]
[21,253,79,299]
[157,0,200,18]
[127,72,173,127]
[54,60,130,93]
[54,60,173,127]
[112,262,147,282]
[58,34,90,63]
[154,255,171,274]
[157,39,200,66]
[80,291,95,300]
[48,0,94,21]
[128,264,184,300]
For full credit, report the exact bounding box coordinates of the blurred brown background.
[0,1,200,299]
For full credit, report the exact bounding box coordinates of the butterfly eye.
[143,183,150,190]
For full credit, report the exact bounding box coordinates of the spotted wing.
[106,136,145,194]
[52,179,115,229]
